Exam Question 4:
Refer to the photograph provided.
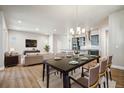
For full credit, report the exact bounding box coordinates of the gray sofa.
[24,54,43,66]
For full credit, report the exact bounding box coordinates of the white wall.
[8,31,69,54]
[0,12,8,69]
[109,9,124,67]
[2,14,9,52]
[8,30,49,54]
[99,26,109,57]
[49,34,54,53]
[0,12,4,69]
[53,34,70,53]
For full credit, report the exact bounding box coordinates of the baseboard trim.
[0,66,4,71]
[112,65,124,70]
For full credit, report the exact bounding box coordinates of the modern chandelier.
[70,6,86,36]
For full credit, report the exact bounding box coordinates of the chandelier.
[70,6,86,36]
[70,27,86,36]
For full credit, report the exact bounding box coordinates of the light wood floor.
[0,64,124,88]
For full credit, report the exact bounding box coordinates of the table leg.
[42,63,45,81]
[63,72,69,88]
[46,64,49,88]
[106,71,109,88]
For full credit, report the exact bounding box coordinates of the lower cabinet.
[88,50,99,56]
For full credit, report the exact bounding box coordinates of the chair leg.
[98,84,101,88]
[106,71,109,88]
[103,82,106,88]
[74,69,76,73]
[60,72,62,78]
[109,71,112,81]
[56,71,59,75]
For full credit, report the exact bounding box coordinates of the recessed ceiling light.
[35,28,39,31]
[17,20,22,24]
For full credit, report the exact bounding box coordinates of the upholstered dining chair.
[83,60,97,70]
[107,56,113,80]
[82,56,107,71]
[81,60,97,77]
[82,56,107,75]
[82,57,109,88]
[69,64,100,88]
[99,58,108,88]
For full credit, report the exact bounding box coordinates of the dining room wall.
[109,9,124,69]
[0,12,8,70]
[53,34,70,53]
[0,12,4,69]
[8,30,49,54]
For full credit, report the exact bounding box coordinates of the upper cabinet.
[72,37,85,50]
[91,35,99,46]
[79,37,85,46]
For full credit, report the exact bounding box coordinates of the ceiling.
[0,5,124,35]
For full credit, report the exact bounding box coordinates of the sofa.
[23,54,44,66]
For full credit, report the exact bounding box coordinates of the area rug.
[37,68,116,88]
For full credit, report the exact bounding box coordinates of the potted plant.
[44,44,50,52]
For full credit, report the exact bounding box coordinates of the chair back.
[99,59,107,76]
[107,56,112,66]
[89,64,100,87]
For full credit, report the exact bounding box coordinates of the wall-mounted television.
[25,39,37,47]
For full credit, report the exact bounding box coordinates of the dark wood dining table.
[42,55,100,88]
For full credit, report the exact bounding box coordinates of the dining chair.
[99,58,108,88]
[107,56,113,80]
[82,56,106,74]
[83,60,97,70]
[81,60,97,77]
[69,64,100,88]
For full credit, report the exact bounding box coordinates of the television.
[26,39,37,47]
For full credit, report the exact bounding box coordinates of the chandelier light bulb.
[77,27,81,31]
[70,28,74,35]
[76,27,81,35]
[82,28,86,33]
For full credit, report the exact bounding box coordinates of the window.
[91,35,99,46]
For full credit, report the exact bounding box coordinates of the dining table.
[42,55,101,88]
